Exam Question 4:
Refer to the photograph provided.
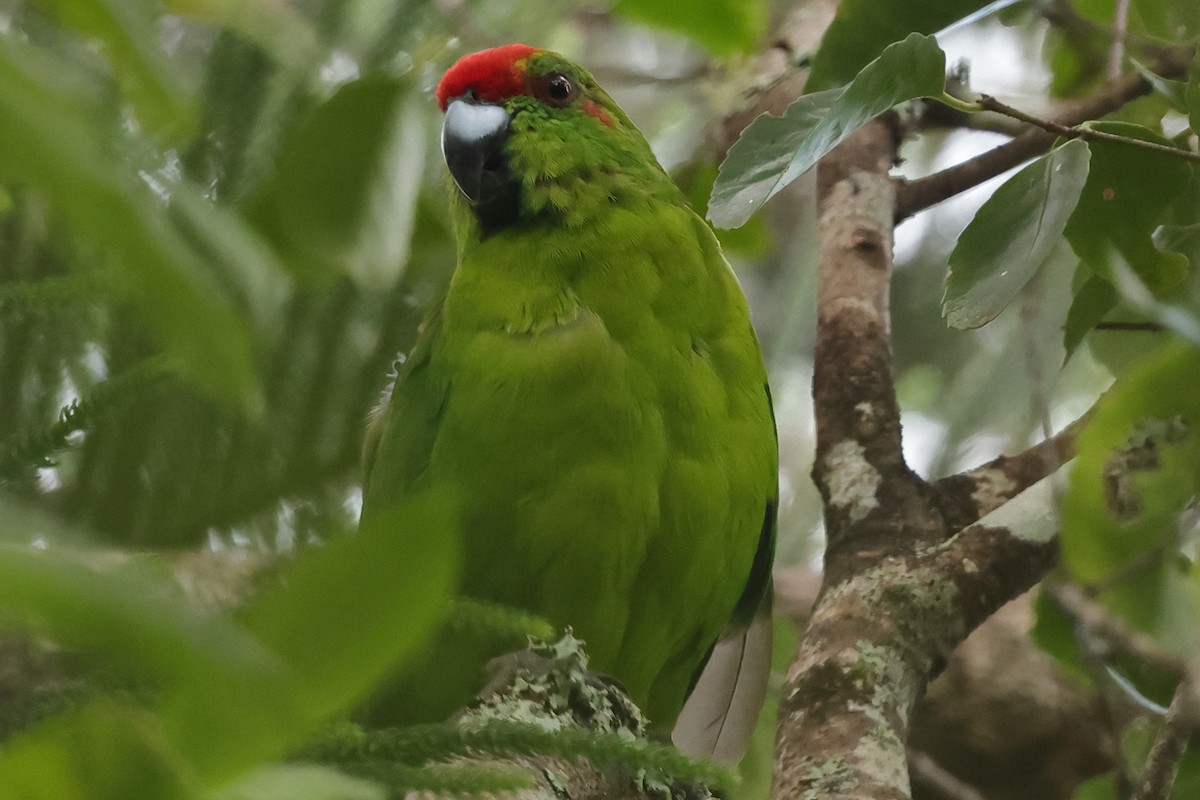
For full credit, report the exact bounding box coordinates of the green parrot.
[362,44,777,763]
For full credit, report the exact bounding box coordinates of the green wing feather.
[362,304,445,500]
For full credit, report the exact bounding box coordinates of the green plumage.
[362,49,777,733]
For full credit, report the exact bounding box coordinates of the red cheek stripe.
[583,98,615,128]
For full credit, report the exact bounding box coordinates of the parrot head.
[435,44,673,233]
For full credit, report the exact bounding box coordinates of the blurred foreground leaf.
[213,764,384,800]
[613,0,765,55]
[1064,274,1118,359]
[245,488,461,734]
[252,77,429,289]
[1061,342,1200,653]
[39,0,193,137]
[0,704,199,800]
[0,488,459,792]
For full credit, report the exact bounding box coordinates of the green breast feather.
[362,46,777,762]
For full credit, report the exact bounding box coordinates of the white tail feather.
[671,596,773,764]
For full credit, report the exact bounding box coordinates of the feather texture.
[361,47,778,743]
[672,591,774,764]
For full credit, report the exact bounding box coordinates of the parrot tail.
[671,590,773,764]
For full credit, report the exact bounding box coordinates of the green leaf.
[165,0,321,71]
[40,0,192,137]
[0,504,299,788]
[1072,774,1119,800]
[706,88,840,228]
[1046,0,1200,97]
[709,33,946,228]
[678,162,773,258]
[0,488,459,788]
[251,77,427,288]
[1126,0,1200,40]
[0,34,261,414]
[1130,59,1189,113]
[612,0,766,55]
[178,29,293,202]
[1063,274,1117,359]
[168,187,292,335]
[943,139,1090,328]
[244,489,460,739]
[1121,716,1157,775]
[1082,189,1200,367]
[1172,750,1200,800]
[1031,587,1091,682]
[0,544,289,715]
[0,703,200,800]
[1061,342,1200,651]
[1064,123,1192,295]
[1045,25,1106,99]
[213,764,384,800]
[1157,222,1200,288]
[806,0,993,92]
[1064,344,1200,578]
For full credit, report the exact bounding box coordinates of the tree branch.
[895,46,1195,221]
[1108,0,1132,82]
[775,108,1082,798]
[775,119,918,800]
[773,466,1063,799]
[931,417,1083,531]
[1132,680,1200,800]
[809,116,934,565]
[922,474,1061,634]
[973,94,1200,163]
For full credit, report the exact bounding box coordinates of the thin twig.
[1047,581,1189,679]
[1109,0,1132,81]
[896,46,1194,220]
[908,750,990,800]
[975,94,1200,162]
[918,97,1028,137]
[1132,681,1199,800]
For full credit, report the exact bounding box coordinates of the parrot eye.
[542,73,574,106]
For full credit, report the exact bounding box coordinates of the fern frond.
[444,598,557,648]
[301,719,736,796]
[344,759,534,798]
[0,359,171,484]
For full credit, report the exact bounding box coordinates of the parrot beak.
[441,98,512,206]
